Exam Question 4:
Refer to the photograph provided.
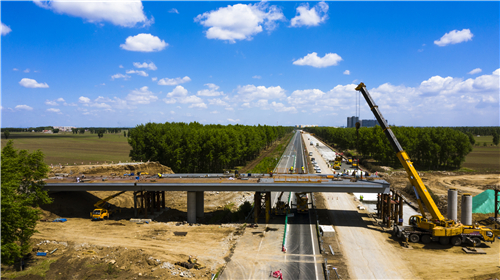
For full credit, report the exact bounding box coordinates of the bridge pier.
[265,192,271,224]
[196,191,204,218]
[187,191,197,224]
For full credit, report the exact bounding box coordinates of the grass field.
[462,136,500,172]
[1,132,131,165]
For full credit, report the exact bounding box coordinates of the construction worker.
[301,166,305,173]
[158,173,162,178]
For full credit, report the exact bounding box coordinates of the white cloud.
[290,1,328,27]
[126,70,148,77]
[236,85,286,102]
[79,96,91,104]
[23,69,30,73]
[166,85,188,97]
[197,83,223,96]
[111,73,130,80]
[293,52,342,68]
[343,70,350,75]
[126,86,158,104]
[434,29,473,47]
[208,98,229,106]
[169,8,179,14]
[90,103,111,109]
[252,75,261,79]
[13,68,18,71]
[15,105,33,111]
[19,78,49,88]
[46,108,62,114]
[164,98,176,104]
[194,2,285,43]
[45,100,58,106]
[120,34,168,52]
[287,89,325,106]
[210,110,219,114]
[468,68,482,75]
[270,101,297,113]
[33,0,152,27]
[228,118,240,123]
[119,65,124,68]
[1,22,11,35]
[152,77,158,81]
[158,76,191,86]
[133,62,157,70]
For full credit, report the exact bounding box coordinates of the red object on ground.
[272,270,283,279]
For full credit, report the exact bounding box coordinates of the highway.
[276,131,322,280]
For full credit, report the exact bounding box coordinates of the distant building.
[52,126,76,132]
[296,124,318,128]
[347,117,387,128]
[347,116,359,128]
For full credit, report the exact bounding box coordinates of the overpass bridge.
[44,175,389,223]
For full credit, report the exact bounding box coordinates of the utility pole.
[495,188,499,229]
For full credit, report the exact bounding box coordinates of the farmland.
[1,132,131,165]
[462,136,500,172]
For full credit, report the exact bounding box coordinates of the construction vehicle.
[295,192,309,213]
[90,191,126,220]
[333,155,342,170]
[348,158,353,164]
[352,158,359,168]
[355,83,499,246]
[274,192,290,215]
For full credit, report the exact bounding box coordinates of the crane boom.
[355,83,445,222]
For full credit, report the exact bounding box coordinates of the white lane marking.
[309,220,319,280]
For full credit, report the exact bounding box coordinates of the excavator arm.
[355,83,445,223]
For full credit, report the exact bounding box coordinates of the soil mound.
[48,161,174,177]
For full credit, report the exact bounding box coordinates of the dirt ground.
[376,171,500,279]
[3,162,254,279]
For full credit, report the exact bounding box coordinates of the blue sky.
[1,1,499,128]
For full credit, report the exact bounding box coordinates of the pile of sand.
[48,161,174,177]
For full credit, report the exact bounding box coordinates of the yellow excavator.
[355,83,499,246]
[274,192,290,215]
[90,191,126,221]
[333,155,342,170]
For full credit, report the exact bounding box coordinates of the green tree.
[4,129,10,139]
[52,128,60,133]
[467,132,475,146]
[1,141,52,266]
[493,132,499,146]
[124,131,127,137]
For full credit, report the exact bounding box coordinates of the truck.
[355,82,499,246]
[333,155,342,170]
[90,191,126,220]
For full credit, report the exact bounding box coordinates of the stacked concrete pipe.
[447,188,457,221]
[461,193,472,225]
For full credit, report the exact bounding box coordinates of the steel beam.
[45,180,390,193]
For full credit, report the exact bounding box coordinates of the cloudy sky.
[2,1,499,128]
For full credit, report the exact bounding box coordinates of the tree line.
[305,126,473,170]
[128,122,293,173]
[450,126,500,136]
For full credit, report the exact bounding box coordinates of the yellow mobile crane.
[90,191,126,220]
[355,83,499,246]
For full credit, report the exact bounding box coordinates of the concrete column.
[265,192,271,224]
[134,191,137,217]
[254,192,261,224]
[144,192,148,219]
[461,193,472,225]
[377,194,381,217]
[162,191,165,209]
[187,191,197,224]
[447,188,458,221]
[196,191,204,218]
